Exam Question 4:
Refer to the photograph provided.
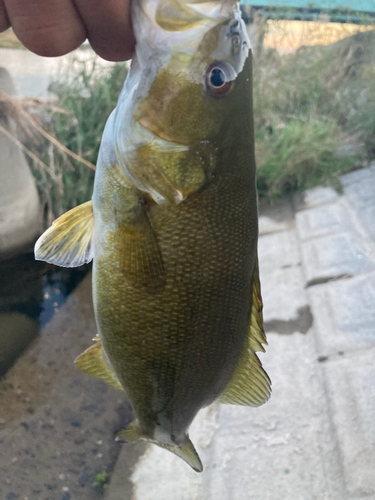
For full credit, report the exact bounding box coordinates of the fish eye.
[205,62,233,96]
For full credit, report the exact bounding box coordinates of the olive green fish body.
[93,83,257,441]
[34,0,271,471]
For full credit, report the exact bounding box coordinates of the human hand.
[0,0,135,61]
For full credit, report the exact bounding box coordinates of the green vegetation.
[255,119,354,198]
[92,470,108,488]
[253,28,375,200]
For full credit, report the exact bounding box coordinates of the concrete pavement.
[106,164,375,500]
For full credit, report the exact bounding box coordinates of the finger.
[73,0,135,61]
[0,0,10,32]
[3,0,86,57]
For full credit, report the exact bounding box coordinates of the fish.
[34,0,271,472]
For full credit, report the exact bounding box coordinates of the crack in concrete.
[264,305,313,335]
[305,274,353,288]
[317,351,345,363]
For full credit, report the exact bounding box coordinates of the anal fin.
[35,200,94,267]
[74,342,123,391]
[116,421,203,472]
[218,256,271,407]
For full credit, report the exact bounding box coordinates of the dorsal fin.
[35,200,94,268]
[74,342,123,391]
[155,0,210,31]
[218,256,271,406]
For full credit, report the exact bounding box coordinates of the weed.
[253,28,375,199]
[92,471,108,488]
[255,119,354,199]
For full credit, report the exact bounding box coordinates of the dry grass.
[1,57,127,225]
[0,92,95,225]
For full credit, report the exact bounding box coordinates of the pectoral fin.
[115,197,166,294]
[35,200,94,267]
[74,342,123,391]
[218,257,271,406]
[116,421,203,472]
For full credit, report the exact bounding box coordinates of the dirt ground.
[0,275,135,500]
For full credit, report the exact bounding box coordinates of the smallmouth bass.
[35,0,271,472]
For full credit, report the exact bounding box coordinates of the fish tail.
[116,421,203,472]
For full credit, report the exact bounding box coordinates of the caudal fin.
[116,421,203,472]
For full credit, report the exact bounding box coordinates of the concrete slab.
[300,232,375,285]
[258,199,295,236]
[207,334,343,500]
[358,205,375,241]
[340,167,375,217]
[308,273,375,356]
[258,230,301,272]
[322,349,375,498]
[261,266,309,326]
[293,186,339,213]
[296,202,354,242]
[343,180,375,211]
[104,442,148,500]
[340,165,375,188]
[259,230,309,326]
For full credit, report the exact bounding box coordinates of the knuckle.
[18,22,86,56]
